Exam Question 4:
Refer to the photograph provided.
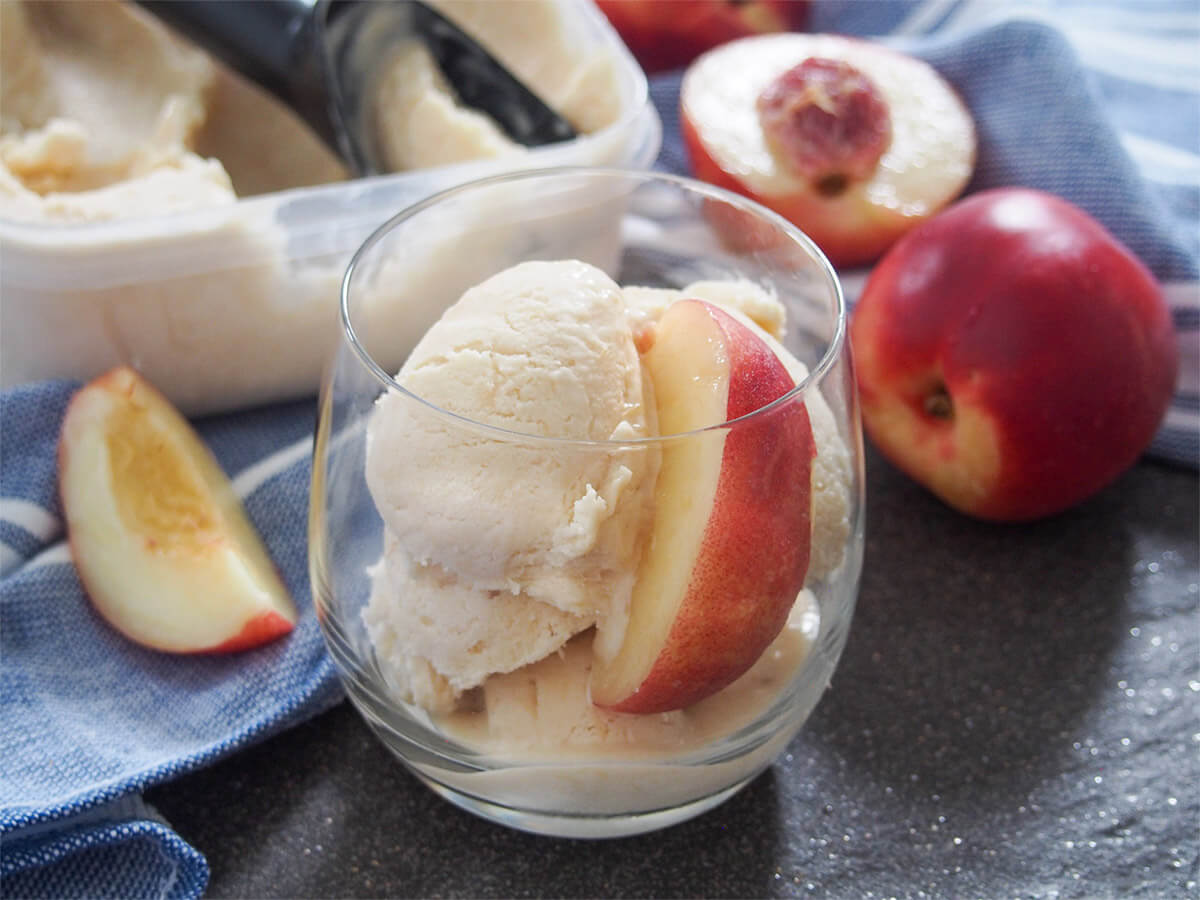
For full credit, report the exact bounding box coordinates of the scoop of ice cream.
[373,40,525,172]
[430,0,624,135]
[365,534,594,711]
[623,279,787,340]
[365,259,658,619]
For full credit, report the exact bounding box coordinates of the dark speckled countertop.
[147,446,1199,898]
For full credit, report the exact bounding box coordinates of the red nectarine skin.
[69,515,295,654]
[597,0,809,73]
[204,609,296,654]
[852,188,1179,521]
[757,57,892,189]
[612,304,815,714]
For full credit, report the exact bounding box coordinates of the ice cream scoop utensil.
[136,0,578,175]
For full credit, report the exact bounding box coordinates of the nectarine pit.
[756,57,891,195]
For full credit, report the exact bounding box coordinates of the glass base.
[339,654,779,839]
[408,767,753,839]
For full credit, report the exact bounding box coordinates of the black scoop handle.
[136,0,314,97]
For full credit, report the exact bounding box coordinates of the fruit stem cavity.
[816,173,849,197]
[924,384,954,420]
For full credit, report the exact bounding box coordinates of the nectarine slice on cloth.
[590,300,815,714]
[58,366,297,653]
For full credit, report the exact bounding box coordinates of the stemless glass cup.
[310,167,864,838]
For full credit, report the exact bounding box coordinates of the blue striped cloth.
[1,389,343,898]
[2,2,1197,897]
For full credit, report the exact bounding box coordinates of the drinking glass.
[310,167,864,838]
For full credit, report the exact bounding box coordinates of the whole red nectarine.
[850,187,1179,521]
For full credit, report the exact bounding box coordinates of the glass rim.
[339,165,847,447]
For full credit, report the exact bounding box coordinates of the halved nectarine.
[681,33,976,266]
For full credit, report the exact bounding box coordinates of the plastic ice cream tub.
[0,0,660,416]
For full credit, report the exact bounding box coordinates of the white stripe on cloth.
[0,545,20,578]
[1165,282,1200,400]
[893,0,963,36]
[0,499,63,576]
[1164,280,1200,308]
[1071,50,1199,94]
[230,434,312,497]
[0,498,61,543]
[1164,406,1197,432]
[932,1,1200,90]
[1055,27,1200,75]
[1120,135,1200,187]
[905,0,1200,40]
[15,542,72,572]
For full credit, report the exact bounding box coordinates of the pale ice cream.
[363,259,853,746]
[0,0,623,223]
[367,533,595,713]
[374,0,624,172]
[366,261,656,598]
[365,260,660,711]
[0,0,346,223]
[0,0,647,418]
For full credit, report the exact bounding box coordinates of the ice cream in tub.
[0,0,658,414]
